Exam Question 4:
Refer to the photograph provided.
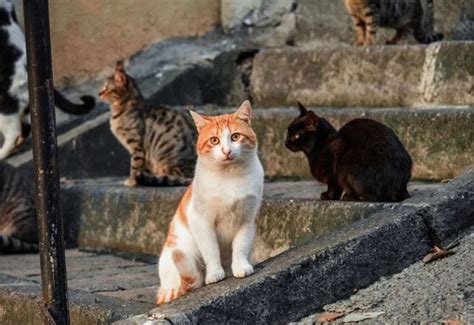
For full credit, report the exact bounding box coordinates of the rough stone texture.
[1,169,471,324]
[297,232,474,324]
[295,0,474,46]
[122,208,432,324]
[221,0,262,30]
[6,111,130,179]
[8,107,473,181]
[104,32,256,108]
[116,167,474,324]
[60,179,436,260]
[0,251,155,324]
[415,167,474,245]
[250,42,474,107]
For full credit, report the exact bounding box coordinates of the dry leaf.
[342,311,385,322]
[422,245,456,264]
[442,319,464,325]
[316,312,345,322]
[441,179,451,183]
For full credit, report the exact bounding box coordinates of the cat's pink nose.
[221,148,232,157]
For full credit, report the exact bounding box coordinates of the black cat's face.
[285,103,319,152]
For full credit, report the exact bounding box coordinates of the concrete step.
[250,42,474,107]
[2,168,472,324]
[115,167,473,323]
[8,107,473,181]
[294,0,474,46]
[60,179,439,260]
[0,250,156,324]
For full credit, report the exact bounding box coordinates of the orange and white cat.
[156,101,264,305]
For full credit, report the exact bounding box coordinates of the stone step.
[250,42,474,107]
[294,0,474,46]
[0,250,156,324]
[60,179,439,260]
[90,167,474,323]
[8,107,473,181]
[1,168,471,323]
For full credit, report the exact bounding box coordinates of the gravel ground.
[296,231,474,324]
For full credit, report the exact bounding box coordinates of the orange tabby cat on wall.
[156,101,264,304]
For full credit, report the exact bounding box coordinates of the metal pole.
[23,0,70,324]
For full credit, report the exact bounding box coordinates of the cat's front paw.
[320,191,333,200]
[205,267,225,285]
[232,261,254,278]
[124,177,137,187]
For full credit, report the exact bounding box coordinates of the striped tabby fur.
[345,0,443,45]
[0,160,38,253]
[99,62,197,187]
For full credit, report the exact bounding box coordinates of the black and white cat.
[0,0,95,159]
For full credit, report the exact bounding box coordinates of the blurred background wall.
[13,0,222,85]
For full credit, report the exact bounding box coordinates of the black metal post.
[23,0,70,324]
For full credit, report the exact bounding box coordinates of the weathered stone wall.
[13,0,221,85]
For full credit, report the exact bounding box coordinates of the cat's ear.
[114,61,127,87]
[305,111,319,131]
[189,111,210,131]
[298,102,308,116]
[234,100,252,125]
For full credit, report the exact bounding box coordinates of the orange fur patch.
[163,220,176,248]
[171,249,185,264]
[196,114,257,155]
[177,185,192,227]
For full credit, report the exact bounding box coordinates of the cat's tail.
[415,32,444,44]
[53,89,95,115]
[0,233,38,254]
[137,174,191,187]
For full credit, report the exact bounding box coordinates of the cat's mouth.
[220,154,238,163]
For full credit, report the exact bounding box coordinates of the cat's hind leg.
[156,248,203,305]
[0,114,22,159]
[386,28,407,45]
[350,16,367,46]
[413,26,443,44]
[363,7,377,45]
[320,179,343,200]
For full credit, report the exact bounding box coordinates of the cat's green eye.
[210,137,220,145]
[231,133,241,142]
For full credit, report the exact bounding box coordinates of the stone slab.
[117,166,474,324]
[61,178,438,261]
[296,232,474,323]
[250,42,474,107]
[11,107,470,181]
[0,251,156,324]
[1,169,471,324]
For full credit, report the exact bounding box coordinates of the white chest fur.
[190,154,264,241]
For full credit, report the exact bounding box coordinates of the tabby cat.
[285,103,412,202]
[99,62,197,187]
[0,160,38,253]
[156,101,264,304]
[344,0,443,45]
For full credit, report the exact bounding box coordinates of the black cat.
[285,103,412,202]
